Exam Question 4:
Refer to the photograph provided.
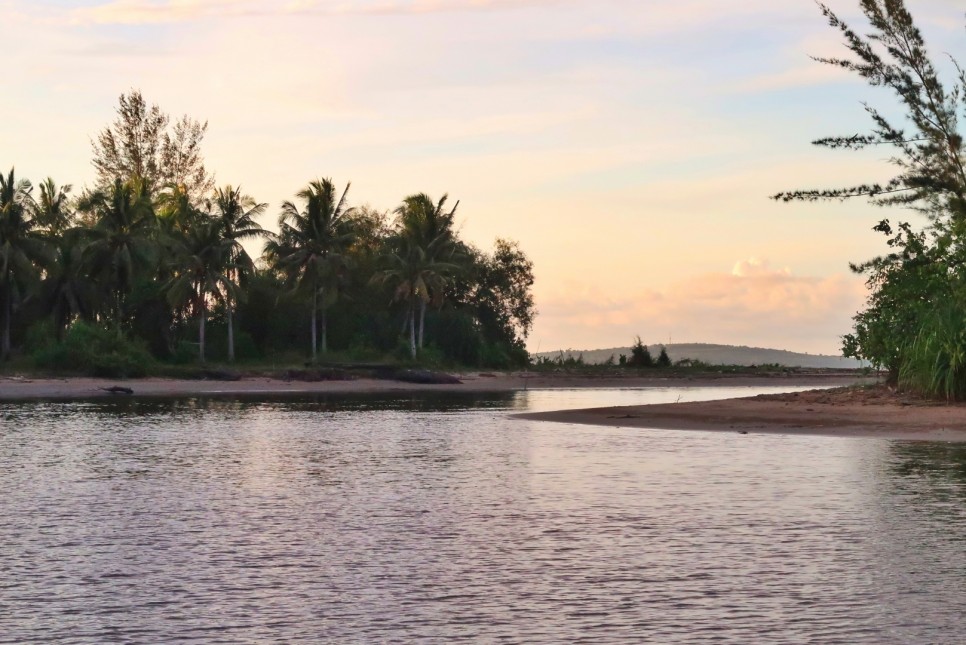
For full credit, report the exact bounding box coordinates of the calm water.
[1,386,964,644]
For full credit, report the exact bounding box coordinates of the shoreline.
[515,384,966,442]
[0,372,871,401]
[2,373,945,443]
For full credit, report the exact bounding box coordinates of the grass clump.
[898,303,966,401]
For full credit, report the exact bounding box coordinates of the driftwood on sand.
[99,386,134,395]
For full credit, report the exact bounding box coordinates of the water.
[1,386,964,643]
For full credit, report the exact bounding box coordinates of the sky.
[1,0,963,354]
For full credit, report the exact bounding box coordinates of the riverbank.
[0,371,871,400]
[516,384,966,442]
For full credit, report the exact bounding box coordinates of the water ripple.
[0,388,964,643]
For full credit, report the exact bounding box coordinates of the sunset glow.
[4,0,960,353]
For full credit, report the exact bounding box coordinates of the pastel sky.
[2,0,962,354]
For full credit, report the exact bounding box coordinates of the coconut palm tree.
[396,193,458,249]
[30,179,99,341]
[211,185,267,362]
[166,218,237,363]
[394,193,460,349]
[374,238,456,359]
[35,178,74,236]
[265,179,354,361]
[157,183,200,234]
[42,227,99,340]
[0,168,49,359]
[78,177,159,326]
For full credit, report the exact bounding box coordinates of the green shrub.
[416,344,447,368]
[32,322,155,378]
[478,341,528,369]
[346,338,385,362]
[205,326,262,362]
[23,320,57,353]
[171,340,197,365]
[393,338,417,363]
[427,310,484,366]
[899,302,966,400]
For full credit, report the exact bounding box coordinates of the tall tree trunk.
[321,306,327,354]
[418,299,427,349]
[199,300,206,364]
[115,291,123,330]
[227,299,235,363]
[1,281,10,361]
[311,289,318,363]
[409,302,417,359]
[56,310,66,342]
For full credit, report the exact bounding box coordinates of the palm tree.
[157,183,205,234]
[42,227,99,340]
[166,218,236,363]
[35,178,74,236]
[0,168,49,359]
[265,179,354,361]
[78,177,159,326]
[394,193,460,349]
[374,239,455,359]
[211,185,267,362]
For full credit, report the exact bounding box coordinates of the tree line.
[776,1,966,399]
[0,91,535,372]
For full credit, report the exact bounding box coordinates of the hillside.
[536,343,863,369]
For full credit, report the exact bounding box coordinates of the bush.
[32,322,156,378]
[393,338,417,362]
[899,302,966,400]
[628,336,653,368]
[204,324,262,362]
[416,344,447,368]
[346,338,385,362]
[171,340,197,365]
[426,310,483,366]
[656,346,671,368]
[23,320,57,353]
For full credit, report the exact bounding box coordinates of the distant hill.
[536,343,863,369]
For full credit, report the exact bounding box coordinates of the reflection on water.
[0,387,963,644]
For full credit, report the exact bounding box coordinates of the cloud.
[67,0,812,28]
[731,257,789,278]
[732,64,853,93]
[70,0,572,24]
[72,0,262,24]
[532,259,869,355]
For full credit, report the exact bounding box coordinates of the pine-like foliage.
[778,1,966,398]
[773,1,966,217]
[92,90,214,204]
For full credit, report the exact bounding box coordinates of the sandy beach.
[0,371,869,400]
[9,372,947,442]
[516,384,966,442]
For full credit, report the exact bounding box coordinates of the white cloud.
[731,258,790,278]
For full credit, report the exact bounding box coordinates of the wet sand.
[0,372,868,400]
[516,385,966,442]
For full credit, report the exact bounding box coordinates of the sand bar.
[516,385,966,442]
[0,372,868,401]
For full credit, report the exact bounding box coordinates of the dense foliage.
[776,1,966,399]
[0,91,536,371]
